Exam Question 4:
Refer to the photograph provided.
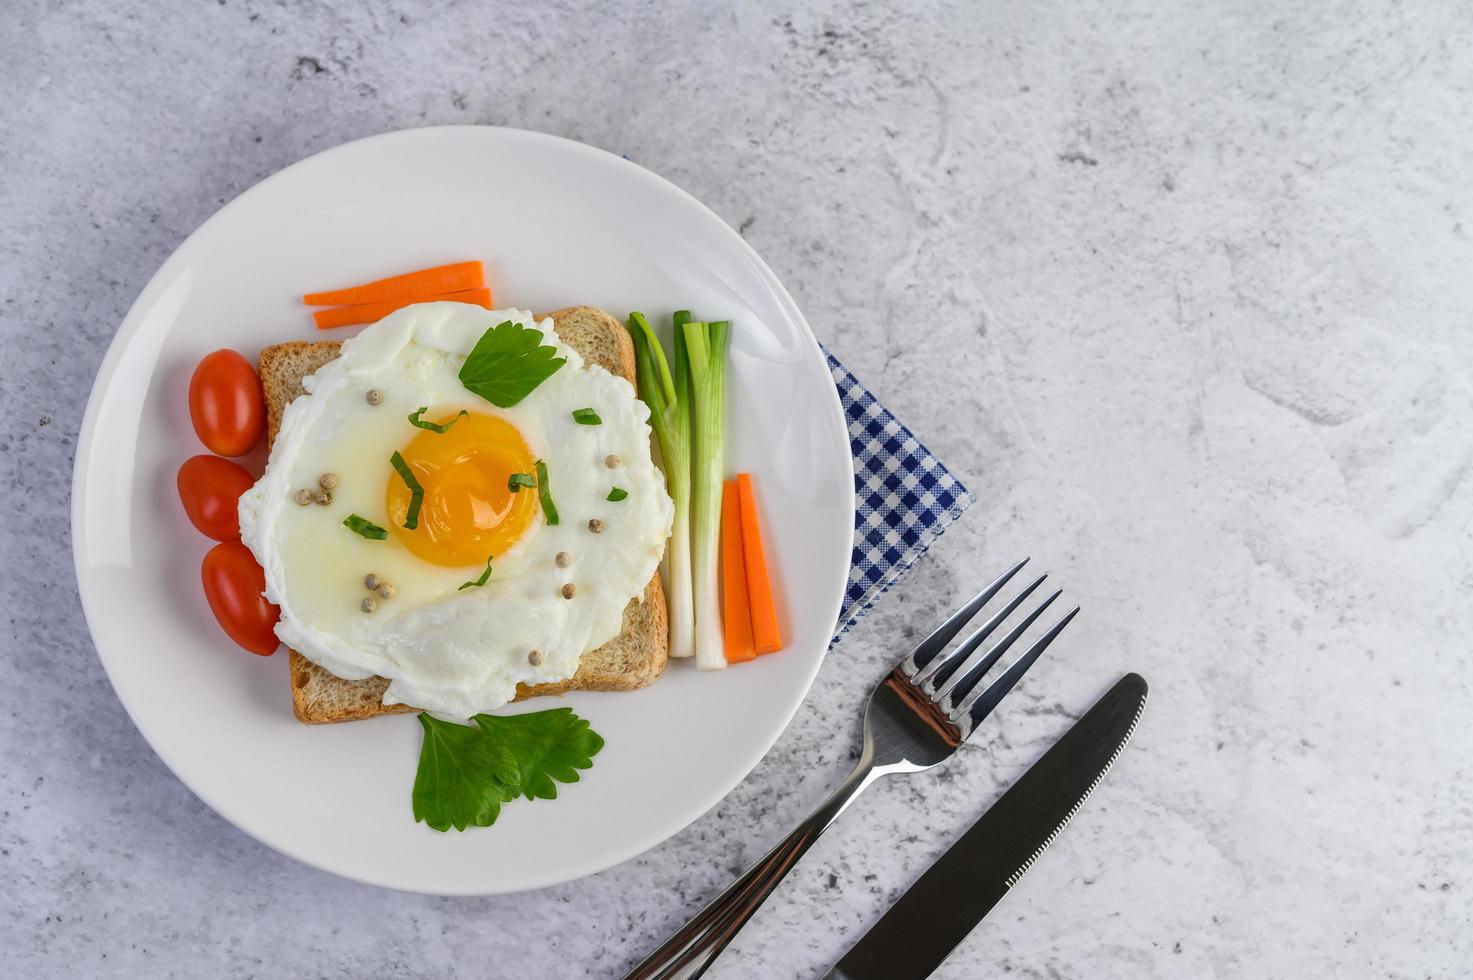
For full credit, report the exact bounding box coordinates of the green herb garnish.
[412,708,605,831]
[458,555,494,591]
[474,708,605,800]
[342,514,387,539]
[389,451,423,530]
[507,472,536,493]
[534,459,558,525]
[606,487,628,502]
[458,320,567,408]
[408,406,469,433]
[412,715,521,832]
[571,407,602,425]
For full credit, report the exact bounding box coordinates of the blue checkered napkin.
[824,350,974,639]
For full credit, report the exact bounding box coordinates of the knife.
[823,672,1148,980]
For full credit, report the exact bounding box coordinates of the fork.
[623,558,1078,980]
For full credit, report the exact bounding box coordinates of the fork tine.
[934,588,1060,706]
[915,573,1047,693]
[953,605,1081,728]
[903,558,1029,675]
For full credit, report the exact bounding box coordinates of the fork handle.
[624,763,882,980]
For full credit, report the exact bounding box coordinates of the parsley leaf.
[507,472,535,493]
[473,708,606,801]
[412,714,521,832]
[458,555,493,591]
[411,708,606,832]
[342,514,387,539]
[606,487,628,502]
[534,459,558,525]
[408,407,469,433]
[389,451,424,530]
[458,320,567,408]
[571,407,602,425]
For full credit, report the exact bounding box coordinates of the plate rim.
[70,124,855,895]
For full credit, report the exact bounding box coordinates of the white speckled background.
[4,0,1472,977]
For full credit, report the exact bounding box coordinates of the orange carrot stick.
[721,480,756,664]
[736,473,783,654]
[312,287,493,330]
[303,261,485,306]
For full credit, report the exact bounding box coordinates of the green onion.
[390,451,424,530]
[342,514,387,540]
[408,407,469,433]
[571,408,602,425]
[682,318,729,671]
[458,555,494,590]
[534,459,559,525]
[606,487,628,502]
[508,472,536,493]
[627,311,693,660]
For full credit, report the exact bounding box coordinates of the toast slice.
[260,306,669,724]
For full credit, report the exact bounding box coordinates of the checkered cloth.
[826,350,973,639]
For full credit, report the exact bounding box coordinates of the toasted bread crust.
[262,306,666,723]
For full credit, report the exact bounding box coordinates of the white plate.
[71,127,853,895]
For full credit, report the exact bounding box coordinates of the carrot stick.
[312,287,493,330]
[736,473,783,654]
[721,480,756,664]
[303,261,485,306]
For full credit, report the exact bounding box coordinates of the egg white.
[238,303,673,718]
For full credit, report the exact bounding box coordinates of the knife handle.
[624,763,883,980]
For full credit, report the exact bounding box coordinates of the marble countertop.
[4,1,1470,976]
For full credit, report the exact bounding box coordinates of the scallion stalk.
[627,312,694,660]
[682,319,729,671]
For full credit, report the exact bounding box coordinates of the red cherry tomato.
[177,455,254,541]
[201,541,280,656]
[189,350,265,456]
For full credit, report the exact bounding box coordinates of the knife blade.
[824,672,1148,980]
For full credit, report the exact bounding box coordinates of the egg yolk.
[386,412,539,567]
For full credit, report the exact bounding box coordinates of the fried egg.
[238,303,673,718]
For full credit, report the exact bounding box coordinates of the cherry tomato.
[189,350,265,456]
[201,541,280,656]
[177,455,254,541]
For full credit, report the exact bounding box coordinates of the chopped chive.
[571,407,602,425]
[534,459,558,525]
[389,451,424,530]
[508,472,536,493]
[408,407,469,433]
[342,514,387,540]
[458,555,494,590]
[606,487,628,502]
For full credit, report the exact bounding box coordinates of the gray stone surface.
[3,0,1471,976]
